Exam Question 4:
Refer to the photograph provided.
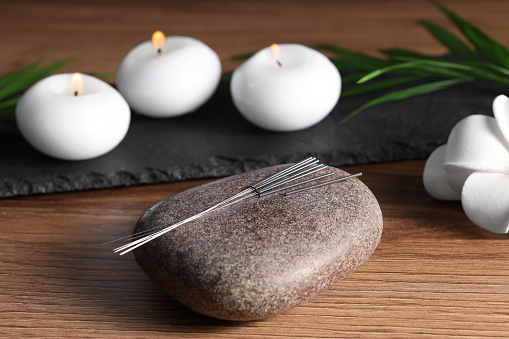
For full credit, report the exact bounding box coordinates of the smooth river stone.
[133,164,383,321]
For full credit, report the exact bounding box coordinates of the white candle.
[16,73,130,161]
[116,31,221,118]
[231,43,341,132]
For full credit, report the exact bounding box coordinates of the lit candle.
[231,43,341,132]
[116,31,221,118]
[16,73,130,161]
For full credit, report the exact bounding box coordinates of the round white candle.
[116,32,221,118]
[16,73,130,161]
[231,43,341,132]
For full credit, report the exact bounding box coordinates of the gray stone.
[133,165,383,321]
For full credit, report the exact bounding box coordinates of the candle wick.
[74,91,79,97]
[157,48,162,55]
[276,60,283,68]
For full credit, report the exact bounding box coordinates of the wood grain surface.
[1,1,509,337]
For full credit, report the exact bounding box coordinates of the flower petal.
[461,171,509,234]
[443,165,476,193]
[423,145,461,200]
[444,114,509,191]
[493,94,509,146]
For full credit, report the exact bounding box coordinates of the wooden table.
[1,1,508,337]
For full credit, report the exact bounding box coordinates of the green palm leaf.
[0,97,19,110]
[417,20,480,62]
[357,60,473,83]
[341,78,473,123]
[342,76,423,99]
[317,44,392,71]
[0,57,77,122]
[0,59,45,88]
[381,49,435,60]
[0,56,76,101]
[434,2,509,68]
[358,58,509,85]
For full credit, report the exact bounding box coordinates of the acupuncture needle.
[118,171,361,251]
[281,172,362,196]
[111,158,320,249]
[106,158,320,246]
[113,169,356,254]
[112,158,361,254]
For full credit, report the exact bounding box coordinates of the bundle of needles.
[110,157,361,255]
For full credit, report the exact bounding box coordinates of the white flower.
[423,94,509,234]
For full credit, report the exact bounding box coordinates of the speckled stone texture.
[133,164,383,321]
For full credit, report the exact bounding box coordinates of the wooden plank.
[1,0,509,337]
[2,160,508,337]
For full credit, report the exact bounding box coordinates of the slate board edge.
[0,148,431,199]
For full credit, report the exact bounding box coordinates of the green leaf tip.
[0,56,78,122]
[417,20,480,62]
[433,1,509,68]
[0,56,78,102]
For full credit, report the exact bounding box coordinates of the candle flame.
[270,43,282,68]
[70,73,84,97]
[152,30,166,55]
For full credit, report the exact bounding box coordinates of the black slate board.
[0,79,503,198]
